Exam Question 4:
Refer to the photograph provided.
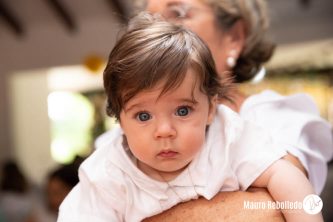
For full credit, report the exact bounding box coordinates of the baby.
[58,13,323,222]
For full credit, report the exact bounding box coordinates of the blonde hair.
[206,0,275,82]
[133,0,275,83]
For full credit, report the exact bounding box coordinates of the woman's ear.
[207,95,218,125]
[226,20,246,58]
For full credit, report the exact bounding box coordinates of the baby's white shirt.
[58,105,286,222]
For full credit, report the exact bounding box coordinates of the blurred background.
[0,0,332,221]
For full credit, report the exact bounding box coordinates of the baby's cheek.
[184,128,206,153]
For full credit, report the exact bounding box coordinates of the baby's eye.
[136,112,151,122]
[176,106,191,116]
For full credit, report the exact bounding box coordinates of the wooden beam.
[46,0,77,32]
[0,0,24,36]
[106,0,129,23]
[299,0,311,8]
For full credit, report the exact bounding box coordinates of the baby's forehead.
[124,86,198,111]
[153,67,202,88]
[120,65,206,110]
[134,69,202,98]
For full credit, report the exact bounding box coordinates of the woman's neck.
[219,88,246,113]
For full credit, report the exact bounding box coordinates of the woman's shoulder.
[237,89,331,146]
[240,90,320,115]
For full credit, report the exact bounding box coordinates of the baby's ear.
[207,95,218,125]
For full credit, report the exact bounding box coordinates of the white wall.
[9,70,55,184]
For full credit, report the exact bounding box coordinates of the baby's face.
[120,69,216,181]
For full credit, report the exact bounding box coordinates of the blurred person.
[32,161,80,222]
[0,160,36,222]
[32,161,79,222]
[46,164,79,215]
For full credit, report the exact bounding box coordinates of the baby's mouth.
[157,150,179,158]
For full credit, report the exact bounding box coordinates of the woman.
[132,0,333,221]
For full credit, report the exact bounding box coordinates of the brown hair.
[133,0,275,83]
[103,12,230,120]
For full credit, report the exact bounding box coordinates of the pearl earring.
[226,56,236,68]
[226,49,237,68]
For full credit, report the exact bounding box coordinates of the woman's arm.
[144,188,285,222]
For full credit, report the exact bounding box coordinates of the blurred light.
[47,91,93,122]
[48,92,69,121]
[47,91,94,163]
[47,65,103,92]
[83,55,105,73]
[51,139,75,164]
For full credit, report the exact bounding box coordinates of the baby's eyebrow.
[124,97,197,112]
[175,97,198,105]
[123,102,144,113]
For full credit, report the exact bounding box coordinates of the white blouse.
[58,105,286,222]
[240,90,333,194]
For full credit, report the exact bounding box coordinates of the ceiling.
[0,0,332,43]
[0,0,332,72]
[0,0,132,37]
